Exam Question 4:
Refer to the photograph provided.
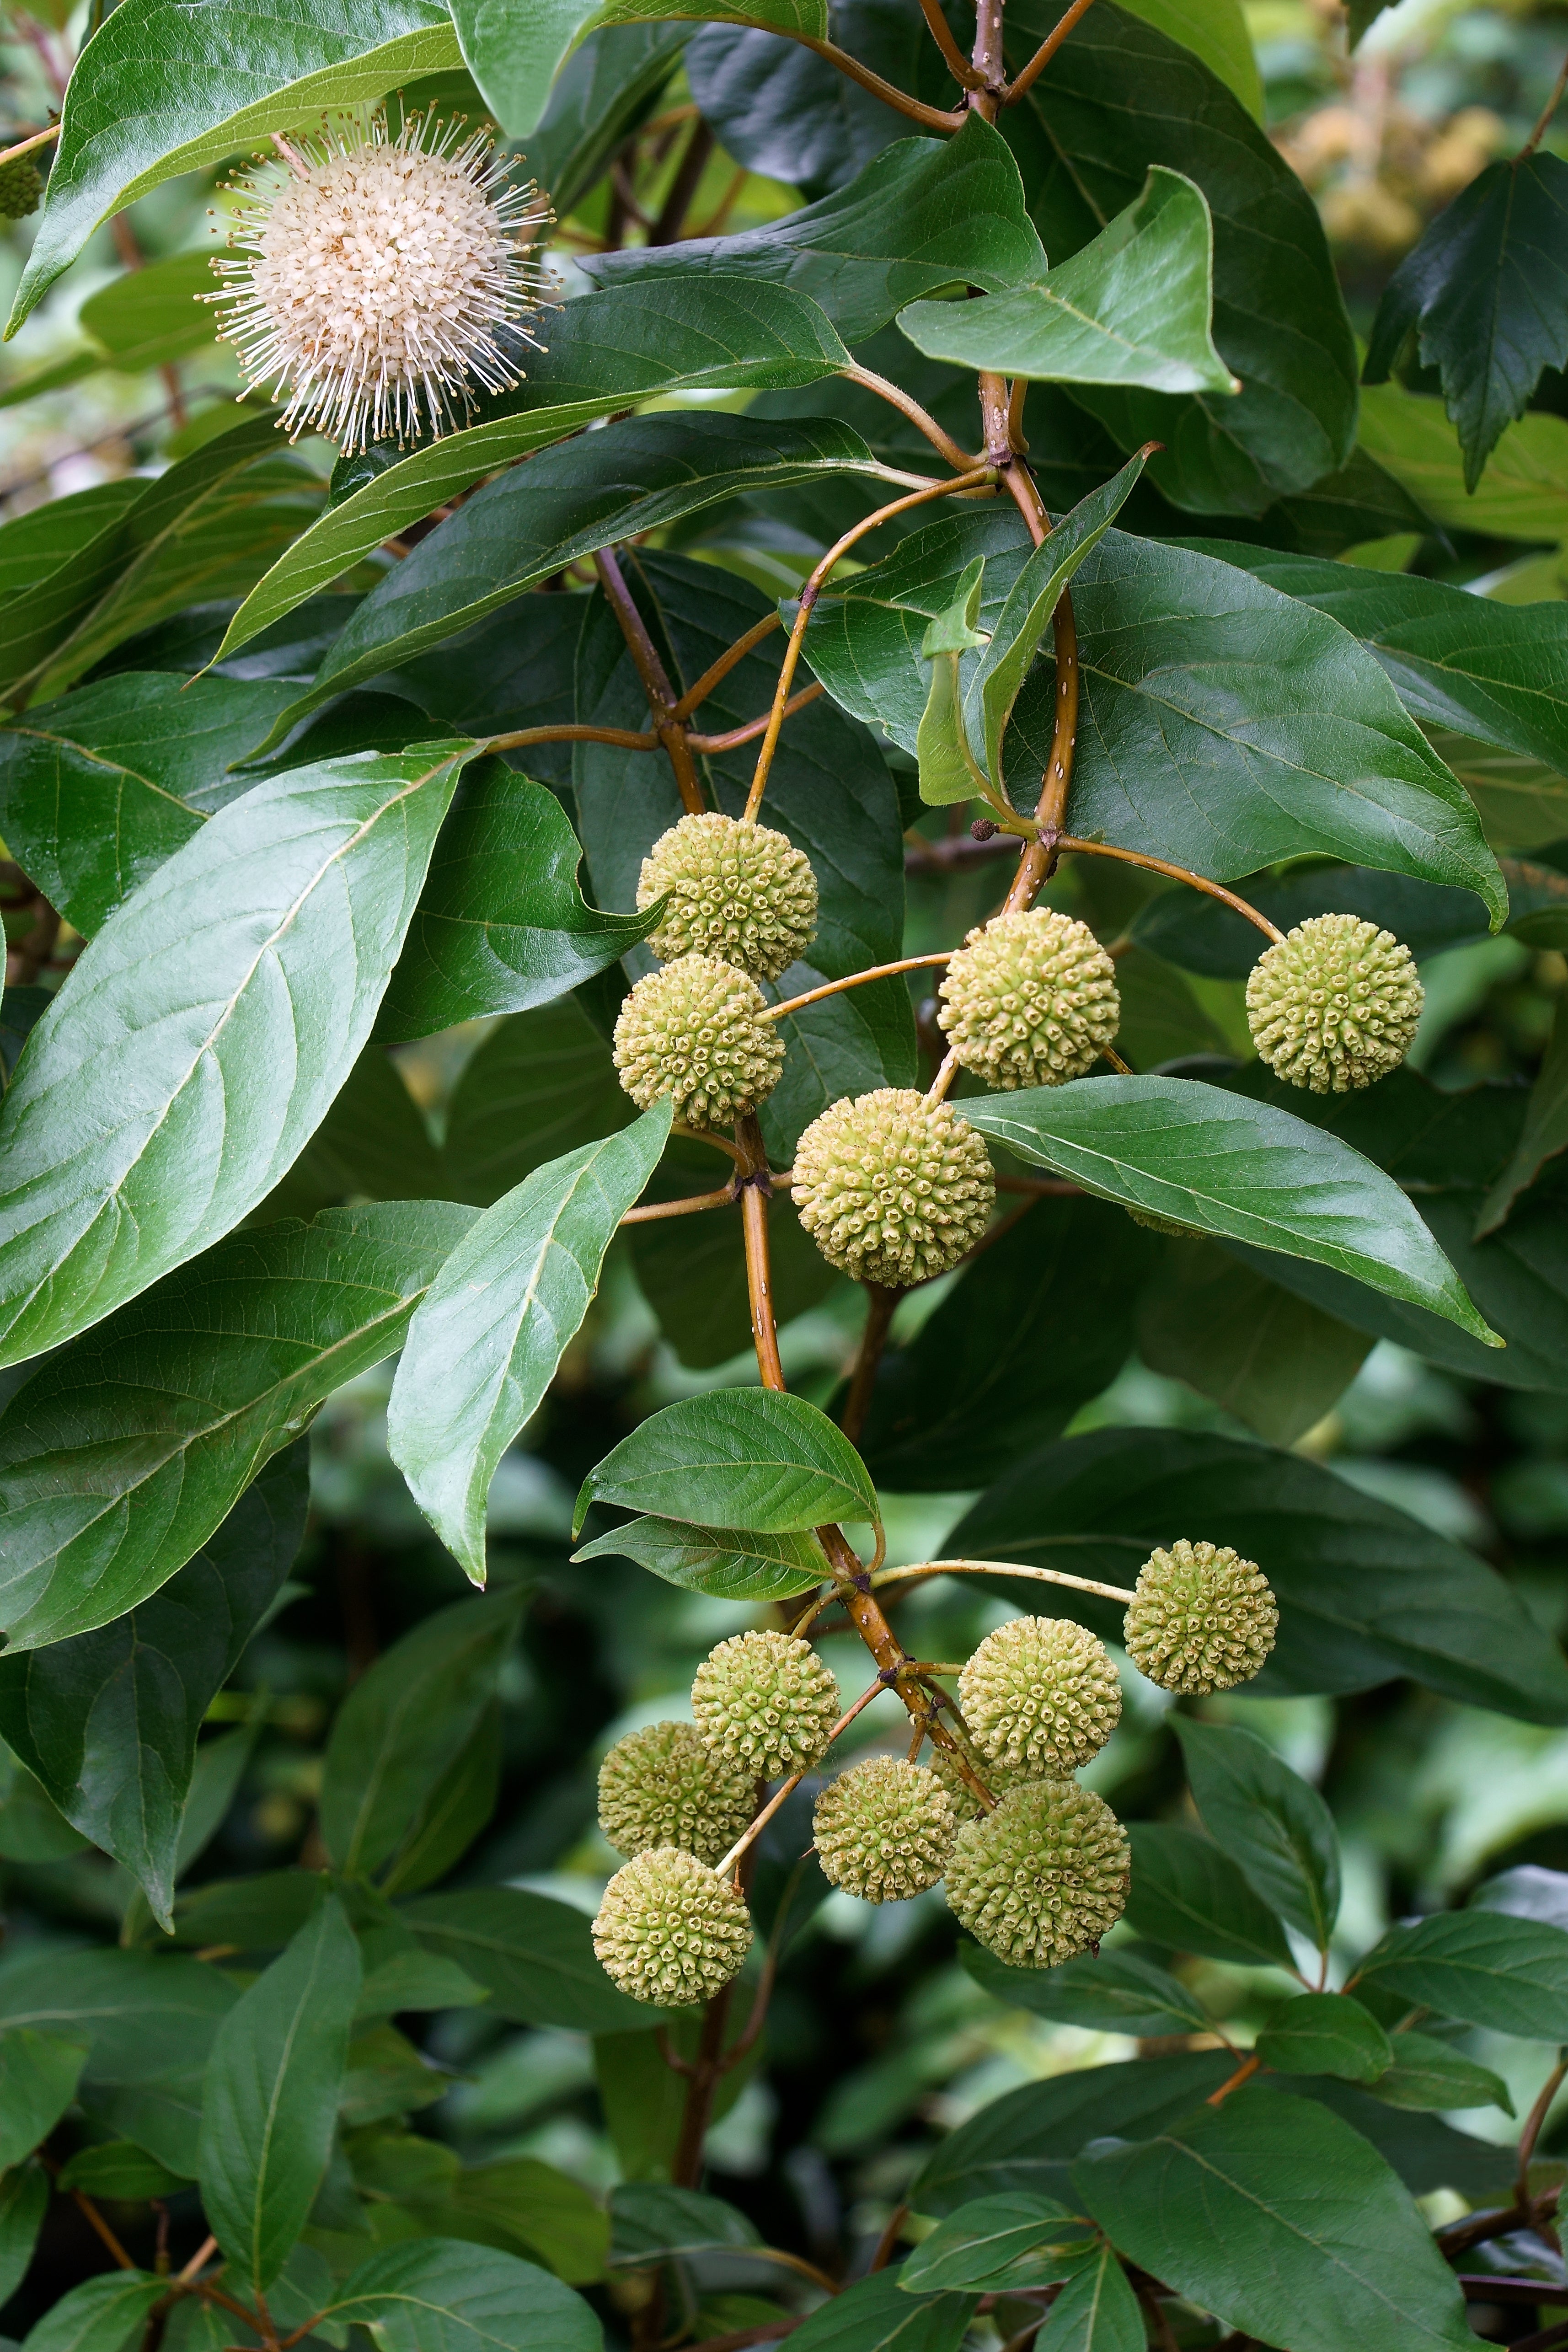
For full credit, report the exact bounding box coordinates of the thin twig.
[760,951,954,1020]
[839,362,980,471]
[0,120,59,166]
[920,0,986,83]
[871,2205,910,2272]
[926,1046,961,1105]
[594,546,706,814]
[177,2238,219,2285]
[790,34,965,128]
[1005,0,1102,102]
[485,721,658,753]
[1056,836,1285,941]
[689,683,824,753]
[841,1284,900,1445]
[620,1185,737,1225]
[735,1113,786,1390]
[1519,2052,1568,2212]
[711,1681,888,1878]
[1207,2053,1261,2106]
[873,1557,1139,1603]
[1521,50,1568,157]
[671,613,781,718]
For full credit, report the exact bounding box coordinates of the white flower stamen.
[206,109,553,453]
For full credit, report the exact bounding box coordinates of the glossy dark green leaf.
[908,2052,1233,2217]
[1255,1992,1392,2081]
[0,2026,89,2167]
[418,2154,610,2284]
[442,999,635,1208]
[1136,1237,1371,1445]
[624,1152,839,1368]
[0,1443,306,1922]
[1371,2031,1514,2113]
[1037,2245,1144,2352]
[530,23,690,215]
[0,1749,90,1861]
[256,1045,445,1219]
[199,1891,362,2291]
[949,1425,1568,1723]
[573,1516,825,1601]
[963,1077,1494,1343]
[609,2182,760,2264]
[389,1106,670,1580]
[583,113,1044,344]
[326,2239,601,2352]
[1476,993,1568,1234]
[1000,0,1355,510]
[687,8,926,198]
[901,168,1236,402]
[960,1939,1211,2037]
[56,2142,187,2199]
[0,2161,48,2304]
[220,280,854,661]
[1123,1822,1296,1968]
[249,415,899,751]
[0,1204,472,1650]
[575,1389,876,1538]
[19,2272,167,2352]
[7,0,463,332]
[320,1590,524,1880]
[0,485,143,704]
[0,673,297,935]
[1073,2084,1475,2352]
[899,2195,1096,2294]
[1365,155,1568,493]
[77,253,219,374]
[1351,1907,1568,2038]
[785,2271,974,2352]
[0,742,477,1369]
[401,1886,664,2031]
[1172,1718,1340,1950]
[861,1196,1155,1491]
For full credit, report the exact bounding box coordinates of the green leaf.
[949,1424,1568,1725]
[1129,860,1493,978]
[7,0,463,333]
[1370,2030,1514,2114]
[257,1046,446,1218]
[0,2161,48,2304]
[1365,155,1568,493]
[56,2142,187,2199]
[529,24,690,218]
[916,557,992,808]
[1001,0,1355,510]
[1122,1822,1296,1969]
[0,1444,306,1921]
[1351,1907,1568,2038]
[783,2272,974,2352]
[198,1891,363,2292]
[365,1707,502,1897]
[1118,0,1262,116]
[20,2273,167,2352]
[899,2195,1096,2294]
[247,415,898,751]
[1476,994,1568,1235]
[574,1389,877,1538]
[326,2239,601,2352]
[0,2026,90,2166]
[1172,1718,1339,1951]
[0,742,478,1368]
[803,514,1507,925]
[443,999,635,1208]
[0,1750,91,1861]
[428,2155,610,2285]
[0,1204,471,1650]
[1358,383,1568,543]
[0,673,298,935]
[79,252,220,373]
[959,1939,1211,2037]
[389,1106,670,1580]
[963,1077,1496,1345]
[609,2182,759,2264]
[319,1591,524,1880]
[1255,1992,1393,2082]
[401,1886,663,2032]
[1036,2245,1145,2352]
[583,113,1043,343]
[0,484,145,702]
[1073,2084,1476,2352]
[450,0,823,135]
[908,2052,1233,2217]
[217,279,853,662]
[1136,1237,1371,1447]
[900,168,1236,403]
[623,1152,838,1369]
[573,1516,825,1601]
[686,8,921,196]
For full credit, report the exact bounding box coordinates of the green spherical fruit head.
[944,1779,1129,1968]
[813,1757,956,1902]
[593,1846,754,2005]
[1124,1538,1278,1695]
[939,908,1119,1089]
[1246,912,1422,1094]
[612,953,784,1130]
[597,1719,757,1864]
[958,1614,1122,1773]
[0,156,43,219]
[692,1629,840,1779]
[637,811,817,982]
[792,1087,995,1288]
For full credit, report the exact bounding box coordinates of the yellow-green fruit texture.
[813,1757,956,1902]
[958,1615,1122,1773]
[0,158,43,219]
[612,954,784,1130]
[597,1720,756,1865]
[637,811,818,982]
[931,1742,1047,1822]
[1124,1538,1278,1695]
[938,908,1120,1088]
[692,1629,840,1778]
[592,1846,754,2005]
[945,1779,1129,1968]
[1246,912,1423,1094]
[1126,1206,1204,1240]
[792,1087,995,1288]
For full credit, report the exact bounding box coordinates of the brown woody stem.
[711,1679,887,1878]
[760,951,954,1020]
[0,120,59,166]
[620,1185,736,1225]
[485,721,658,753]
[671,613,782,718]
[594,547,706,814]
[1522,49,1568,157]
[690,683,824,753]
[790,34,966,127]
[1005,0,1102,102]
[839,362,981,471]
[841,1284,900,1445]
[1055,836,1285,940]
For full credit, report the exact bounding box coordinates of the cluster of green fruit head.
[591,1540,1279,2006]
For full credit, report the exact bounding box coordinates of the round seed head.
[692,1629,840,1778]
[207,111,552,454]
[637,812,817,982]
[597,1720,756,1865]
[958,1616,1122,1773]
[813,1757,957,1902]
[612,954,784,1130]
[938,909,1119,1088]
[1246,913,1423,1094]
[792,1088,995,1288]
[0,156,43,219]
[592,1846,753,2005]
[945,1779,1129,1968]
[1124,1538,1278,1695]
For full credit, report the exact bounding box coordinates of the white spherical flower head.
[209,111,552,453]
